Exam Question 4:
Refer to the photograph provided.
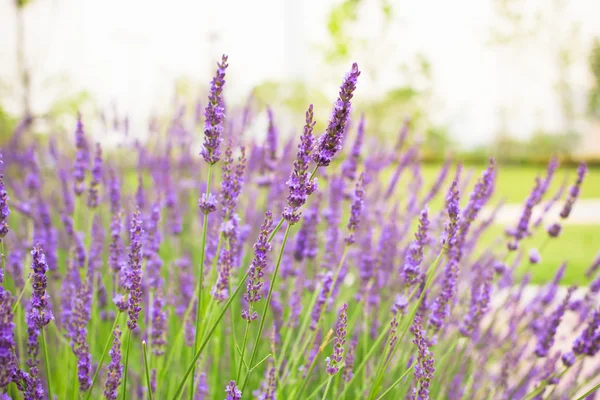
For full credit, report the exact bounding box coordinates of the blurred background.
[2,0,600,160]
[0,0,599,283]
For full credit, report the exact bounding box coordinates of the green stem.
[321,376,333,400]
[576,380,600,400]
[171,269,250,400]
[41,329,53,400]
[85,311,121,400]
[12,274,33,313]
[241,223,292,393]
[190,163,213,400]
[375,365,414,400]
[122,329,132,400]
[143,341,154,400]
[236,322,250,381]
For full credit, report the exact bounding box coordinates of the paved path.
[484,199,600,225]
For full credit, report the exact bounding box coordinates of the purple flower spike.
[403,207,430,285]
[312,63,361,167]
[0,286,18,390]
[560,162,587,219]
[0,154,9,240]
[572,307,600,357]
[73,113,90,196]
[104,325,123,400]
[29,245,54,328]
[126,209,144,330]
[535,287,575,357]
[310,272,333,330]
[345,173,365,245]
[242,211,274,321]
[326,303,348,375]
[201,55,229,165]
[412,314,435,400]
[88,142,103,208]
[283,104,317,224]
[225,380,242,400]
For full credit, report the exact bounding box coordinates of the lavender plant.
[0,56,598,400]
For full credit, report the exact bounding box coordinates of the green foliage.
[325,0,361,62]
[588,38,600,118]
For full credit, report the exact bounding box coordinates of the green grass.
[476,224,599,285]
[419,163,600,204]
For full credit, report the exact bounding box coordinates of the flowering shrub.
[0,55,598,400]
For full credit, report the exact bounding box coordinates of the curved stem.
[41,329,53,400]
[142,341,154,400]
[85,311,121,400]
[240,224,292,393]
[121,329,132,400]
[236,321,250,382]
[190,163,213,399]
[171,269,250,400]
[321,376,333,400]
[12,274,33,313]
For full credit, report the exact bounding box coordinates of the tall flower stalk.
[191,53,229,399]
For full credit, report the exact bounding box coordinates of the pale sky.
[1,0,600,147]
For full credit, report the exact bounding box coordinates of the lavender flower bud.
[201,55,229,165]
[326,303,348,375]
[225,380,242,400]
[242,211,274,320]
[283,105,317,224]
[126,209,144,330]
[560,162,587,219]
[73,113,90,196]
[104,325,123,400]
[403,207,429,284]
[535,287,575,357]
[312,63,361,167]
[412,314,435,400]
[88,142,102,208]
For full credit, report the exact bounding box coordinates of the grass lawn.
[476,224,599,285]
[419,163,600,204]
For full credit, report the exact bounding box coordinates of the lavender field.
[1,56,599,400]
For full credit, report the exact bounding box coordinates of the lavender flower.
[225,380,241,400]
[73,113,90,196]
[109,169,121,214]
[195,372,208,399]
[71,279,92,390]
[29,245,53,328]
[403,207,429,284]
[88,142,102,208]
[585,252,600,279]
[412,314,435,400]
[201,55,229,165]
[242,211,274,321]
[559,162,587,219]
[0,287,18,390]
[430,180,461,331]
[0,156,9,240]
[283,104,317,224]
[529,248,541,264]
[345,173,364,245]
[459,267,493,337]
[126,209,144,330]
[326,303,348,375]
[151,289,167,356]
[312,63,361,167]
[535,287,575,357]
[310,272,333,330]
[105,325,123,400]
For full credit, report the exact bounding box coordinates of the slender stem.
[290,330,333,400]
[85,311,121,400]
[306,377,331,400]
[121,329,132,400]
[375,366,414,400]
[236,321,250,381]
[41,329,53,400]
[12,274,33,313]
[321,376,333,400]
[241,224,292,393]
[190,163,213,400]
[576,380,600,400]
[171,270,250,400]
[142,341,154,400]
